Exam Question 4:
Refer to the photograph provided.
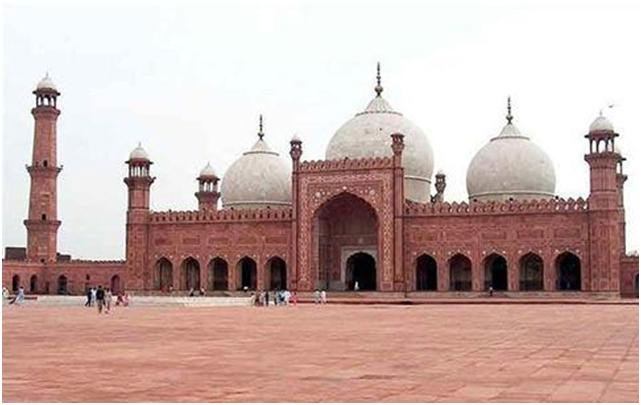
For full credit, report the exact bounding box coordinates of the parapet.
[149,207,293,223]
[299,156,395,173]
[404,197,589,217]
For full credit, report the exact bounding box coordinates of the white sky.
[2,0,640,259]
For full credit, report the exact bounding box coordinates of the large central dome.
[325,64,435,202]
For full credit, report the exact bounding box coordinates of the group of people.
[85,286,130,313]
[255,289,297,306]
[3,286,25,305]
[313,289,328,304]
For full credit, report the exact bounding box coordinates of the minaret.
[195,162,220,211]
[584,113,621,291]
[615,145,628,254]
[24,74,62,263]
[124,143,154,290]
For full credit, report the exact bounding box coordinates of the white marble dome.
[589,114,614,133]
[466,110,556,202]
[199,162,217,178]
[36,73,57,91]
[129,142,149,160]
[221,134,291,210]
[325,68,434,203]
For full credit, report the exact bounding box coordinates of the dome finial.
[506,96,513,124]
[258,114,264,140]
[375,62,383,97]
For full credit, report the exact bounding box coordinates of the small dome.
[199,162,217,178]
[36,73,57,91]
[325,64,434,202]
[467,102,556,202]
[589,114,614,133]
[129,142,149,160]
[220,129,291,210]
[628,250,639,257]
[291,133,301,143]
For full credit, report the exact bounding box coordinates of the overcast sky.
[3,0,640,259]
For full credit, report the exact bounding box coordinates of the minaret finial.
[258,114,264,140]
[375,62,383,97]
[506,96,513,124]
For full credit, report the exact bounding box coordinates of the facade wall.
[404,203,590,292]
[2,260,125,295]
[137,210,292,292]
[620,255,640,297]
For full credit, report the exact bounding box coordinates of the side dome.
[220,118,291,209]
[466,99,556,202]
[325,64,434,202]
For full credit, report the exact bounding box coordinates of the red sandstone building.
[3,70,639,297]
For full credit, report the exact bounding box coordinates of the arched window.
[12,274,20,292]
[57,275,68,295]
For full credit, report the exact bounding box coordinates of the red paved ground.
[2,304,638,402]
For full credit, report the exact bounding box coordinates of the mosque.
[2,67,639,298]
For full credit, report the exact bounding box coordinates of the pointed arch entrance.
[181,258,200,291]
[237,257,257,290]
[111,275,121,294]
[154,258,173,291]
[57,275,68,295]
[12,275,20,292]
[209,257,228,291]
[313,192,378,291]
[449,254,472,291]
[484,253,508,291]
[266,257,287,290]
[345,252,376,290]
[556,252,581,290]
[30,275,38,293]
[519,253,543,291]
[416,254,438,291]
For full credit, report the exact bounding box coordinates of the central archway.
[313,192,378,291]
[345,252,376,290]
[484,254,508,291]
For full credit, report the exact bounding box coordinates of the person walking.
[264,290,269,306]
[96,285,105,314]
[90,287,97,307]
[105,288,113,314]
[85,288,92,307]
[320,289,327,305]
[313,289,320,304]
[10,286,25,305]
[292,291,298,306]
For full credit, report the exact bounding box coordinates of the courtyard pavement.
[2,304,638,402]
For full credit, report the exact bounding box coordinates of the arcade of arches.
[313,193,378,291]
[145,251,586,292]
